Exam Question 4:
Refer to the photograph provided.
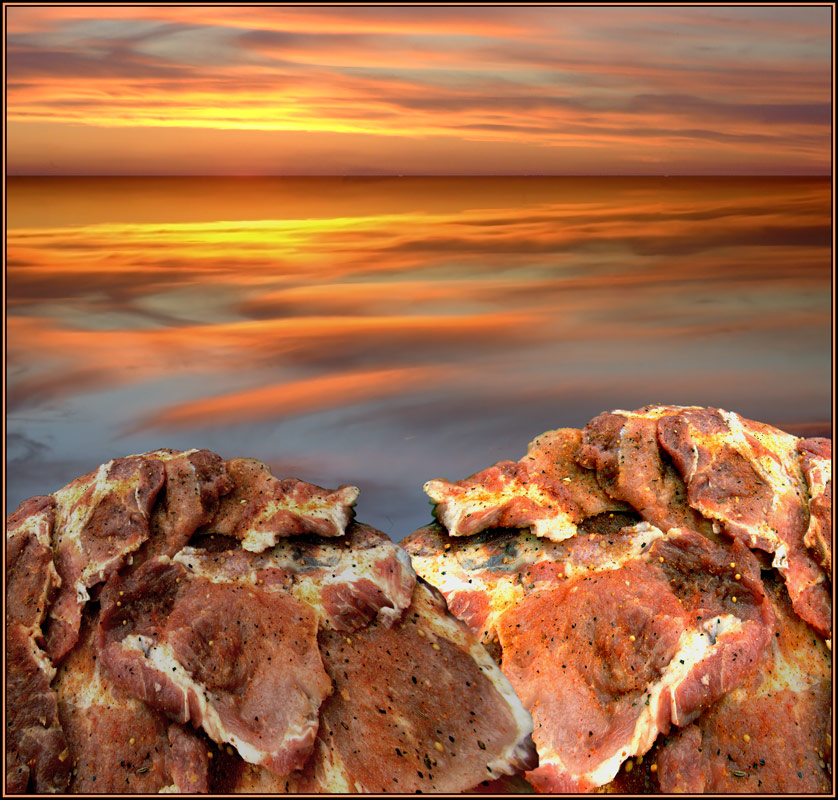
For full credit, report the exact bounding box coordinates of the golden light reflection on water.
[6,177,832,537]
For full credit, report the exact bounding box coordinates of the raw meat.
[213,580,536,793]
[406,522,774,791]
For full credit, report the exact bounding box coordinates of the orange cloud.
[5,6,831,175]
[5,6,532,38]
[131,365,456,432]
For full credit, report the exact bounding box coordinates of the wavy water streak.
[5,177,832,537]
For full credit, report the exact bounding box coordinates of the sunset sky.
[5,4,833,175]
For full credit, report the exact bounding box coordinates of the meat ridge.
[656,406,831,637]
[202,457,359,552]
[423,421,683,544]
[220,580,536,793]
[5,625,72,794]
[577,407,718,540]
[425,460,582,541]
[44,454,166,662]
[524,428,631,518]
[797,436,832,579]
[54,609,211,793]
[95,554,333,777]
[656,407,804,550]
[6,495,60,636]
[136,448,234,565]
[5,494,70,794]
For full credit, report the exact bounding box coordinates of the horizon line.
[5,173,833,179]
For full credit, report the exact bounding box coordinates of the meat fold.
[44,455,166,663]
[96,554,332,778]
[405,521,775,793]
[6,495,61,634]
[214,580,536,793]
[576,406,718,539]
[6,626,71,795]
[523,428,632,518]
[5,495,70,794]
[54,610,210,793]
[797,437,832,580]
[425,460,581,540]
[176,523,416,633]
[424,429,628,542]
[652,575,832,793]
[203,457,359,552]
[655,406,831,637]
[138,448,234,563]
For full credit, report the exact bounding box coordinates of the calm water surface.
[6,177,832,539]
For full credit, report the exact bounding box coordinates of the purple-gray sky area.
[5,5,833,175]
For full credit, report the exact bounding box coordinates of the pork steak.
[405,521,775,792]
[654,406,831,637]
[6,495,70,794]
[202,457,359,552]
[424,428,628,542]
[613,574,832,794]
[408,404,832,794]
[54,610,211,793]
[96,551,334,777]
[213,579,536,793]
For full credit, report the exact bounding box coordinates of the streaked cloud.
[5,6,831,174]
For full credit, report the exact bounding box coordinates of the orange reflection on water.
[132,366,458,433]
[6,176,831,430]
[8,177,830,301]
[6,176,832,536]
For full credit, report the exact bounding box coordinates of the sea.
[5,176,833,539]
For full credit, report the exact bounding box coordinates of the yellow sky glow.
[5,5,832,174]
